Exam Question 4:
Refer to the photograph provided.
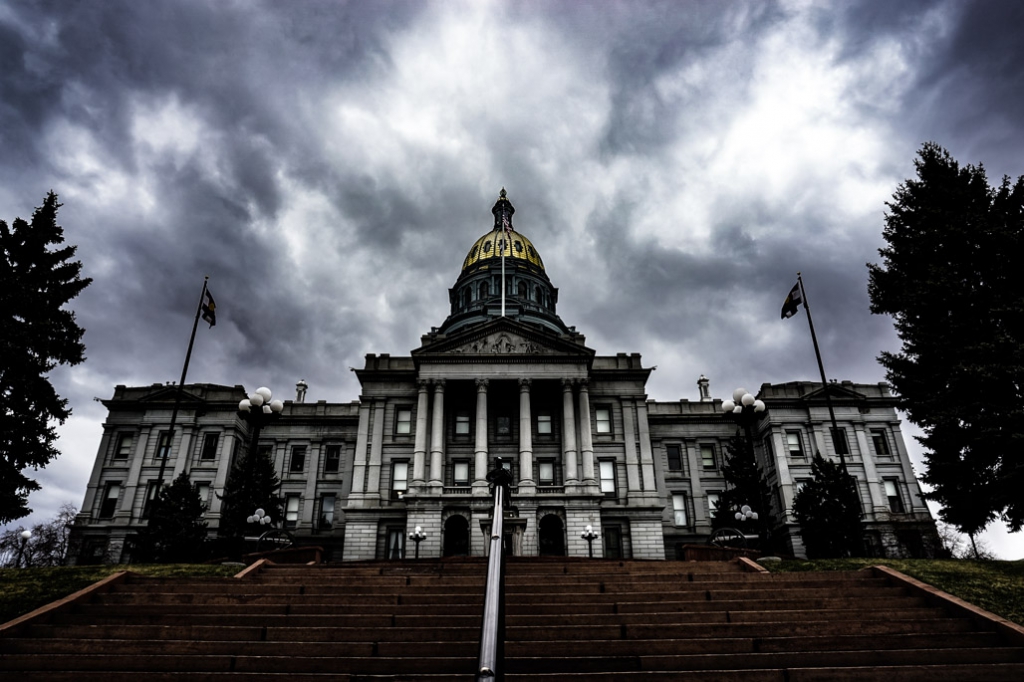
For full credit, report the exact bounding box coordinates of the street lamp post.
[408,525,427,559]
[580,524,599,558]
[17,530,31,568]
[721,387,769,549]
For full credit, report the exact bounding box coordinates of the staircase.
[3,557,1024,680]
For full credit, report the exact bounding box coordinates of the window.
[871,430,892,458]
[141,482,159,519]
[496,416,511,437]
[795,478,811,495]
[707,492,721,519]
[831,427,850,456]
[155,431,171,460]
[386,528,405,560]
[289,446,306,473]
[99,483,121,518]
[284,495,300,528]
[786,432,803,458]
[599,460,616,496]
[884,479,905,513]
[453,460,470,485]
[455,413,471,435]
[324,445,342,473]
[595,408,612,434]
[200,433,219,461]
[537,412,552,435]
[113,433,133,460]
[672,493,688,526]
[700,445,715,469]
[538,460,555,485]
[195,483,211,509]
[666,444,683,471]
[479,281,489,298]
[319,494,336,530]
[395,408,412,435]
[392,461,409,500]
[517,281,528,298]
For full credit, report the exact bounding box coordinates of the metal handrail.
[476,463,512,681]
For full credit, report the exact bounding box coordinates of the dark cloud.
[2,0,1022,558]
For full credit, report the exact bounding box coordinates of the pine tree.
[868,143,1024,533]
[0,193,92,523]
[714,431,776,551]
[793,453,864,558]
[217,443,283,539]
[132,473,208,563]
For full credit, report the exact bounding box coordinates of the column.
[636,400,657,497]
[412,380,430,488]
[118,429,149,520]
[473,378,490,496]
[854,425,886,511]
[429,380,445,488]
[621,401,642,494]
[518,378,535,495]
[302,442,322,525]
[348,399,372,505]
[577,379,596,488]
[209,432,235,519]
[366,400,386,500]
[172,426,194,478]
[80,429,116,520]
[562,379,578,488]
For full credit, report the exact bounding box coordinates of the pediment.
[138,386,207,404]
[801,384,866,402]
[414,318,594,360]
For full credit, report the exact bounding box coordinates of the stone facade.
[70,192,938,563]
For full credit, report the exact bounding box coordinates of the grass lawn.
[0,564,239,625]
[768,558,1024,626]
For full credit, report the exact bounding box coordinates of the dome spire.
[492,187,515,231]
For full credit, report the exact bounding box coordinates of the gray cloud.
[2,0,1021,558]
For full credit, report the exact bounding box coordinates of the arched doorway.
[538,514,565,556]
[443,514,470,556]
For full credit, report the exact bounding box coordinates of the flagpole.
[796,272,848,473]
[154,276,210,491]
[500,210,507,317]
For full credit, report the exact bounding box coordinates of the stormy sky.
[3,0,1022,558]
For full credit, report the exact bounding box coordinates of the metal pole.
[154,276,209,490]
[796,273,848,472]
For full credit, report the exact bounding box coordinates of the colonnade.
[409,377,599,496]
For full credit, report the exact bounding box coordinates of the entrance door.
[538,515,565,556]
[443,515,470,556]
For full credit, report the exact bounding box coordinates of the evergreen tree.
[868,143,1024,533]
[793,453,864,558]
[133,473,208,563]
[714,431,775,551]
[217,442,283,539]
[0,193,92,523]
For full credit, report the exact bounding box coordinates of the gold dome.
[461,228,545,271]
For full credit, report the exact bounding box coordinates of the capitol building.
[72,191,939,563]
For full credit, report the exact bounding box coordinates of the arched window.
[463,288,471,307]
[517,281,528,298]
[535,286,543,304]
[479,281,489,299]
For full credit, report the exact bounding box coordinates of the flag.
[501,214,512,255]
[201,289,217,327]
[781,282,802,319]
